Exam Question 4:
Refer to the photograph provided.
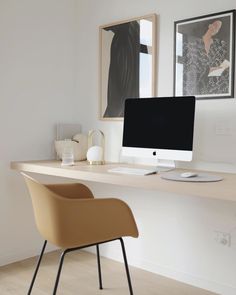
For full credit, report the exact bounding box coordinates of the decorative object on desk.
[87,130,105,165]
[72,133,88,156]
[55,133,88,162]
[174,10,235,99]
[160,171,223,182]
[99,14,157,120]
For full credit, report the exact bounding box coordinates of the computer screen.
[122,97,196,165]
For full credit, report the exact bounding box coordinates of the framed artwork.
[174,10,235,99]
[99,14,157,120]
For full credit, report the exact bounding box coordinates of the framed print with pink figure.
[174,10,235,99]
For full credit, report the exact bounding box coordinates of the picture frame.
[174,10,235,99]
[99,14,157,120]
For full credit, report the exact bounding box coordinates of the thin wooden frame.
[174,10,235,99]
[99,14,157,120]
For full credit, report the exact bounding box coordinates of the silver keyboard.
[107,167,157,176]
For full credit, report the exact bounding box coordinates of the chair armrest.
[54,198,139,248]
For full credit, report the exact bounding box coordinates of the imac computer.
[122,96,196,171]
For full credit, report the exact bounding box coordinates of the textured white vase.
[55,133,88,161]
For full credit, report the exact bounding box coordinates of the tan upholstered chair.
[22,173,139,295]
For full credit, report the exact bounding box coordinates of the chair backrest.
[21,173,94,246]
[22,173,138,249]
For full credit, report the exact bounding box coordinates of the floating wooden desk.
[11,160,236,202]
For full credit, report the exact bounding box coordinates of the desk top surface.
[11,160,236,202]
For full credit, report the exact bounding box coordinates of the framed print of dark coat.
[99,14,157,120]
[174,10,235,99]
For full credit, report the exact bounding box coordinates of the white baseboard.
[87,247,236,295]
[136,259,236,295]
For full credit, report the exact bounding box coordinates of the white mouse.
[180,172,198,178]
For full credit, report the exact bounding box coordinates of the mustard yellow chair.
[22,173,139,295]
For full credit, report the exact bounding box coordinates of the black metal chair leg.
[96,244,103,289]
[27,240,47,295]
[119,238,134,295]
[28,238,133,294]
[52,249,69,295]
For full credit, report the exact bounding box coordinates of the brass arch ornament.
[87,130,105,165]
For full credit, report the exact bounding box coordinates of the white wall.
[76,0,236,294]
[0,0,79,264]
[1,1,236,294]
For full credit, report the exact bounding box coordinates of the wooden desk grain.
[11,160,236,202]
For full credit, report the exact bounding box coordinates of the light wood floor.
[0,250,218,295]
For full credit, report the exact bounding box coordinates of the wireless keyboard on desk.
[107,167,157,176]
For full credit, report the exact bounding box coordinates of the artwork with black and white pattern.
[174,10,235,99]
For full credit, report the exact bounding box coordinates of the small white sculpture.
[72,133,88,157]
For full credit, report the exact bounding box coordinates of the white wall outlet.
[214,231,231,247]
